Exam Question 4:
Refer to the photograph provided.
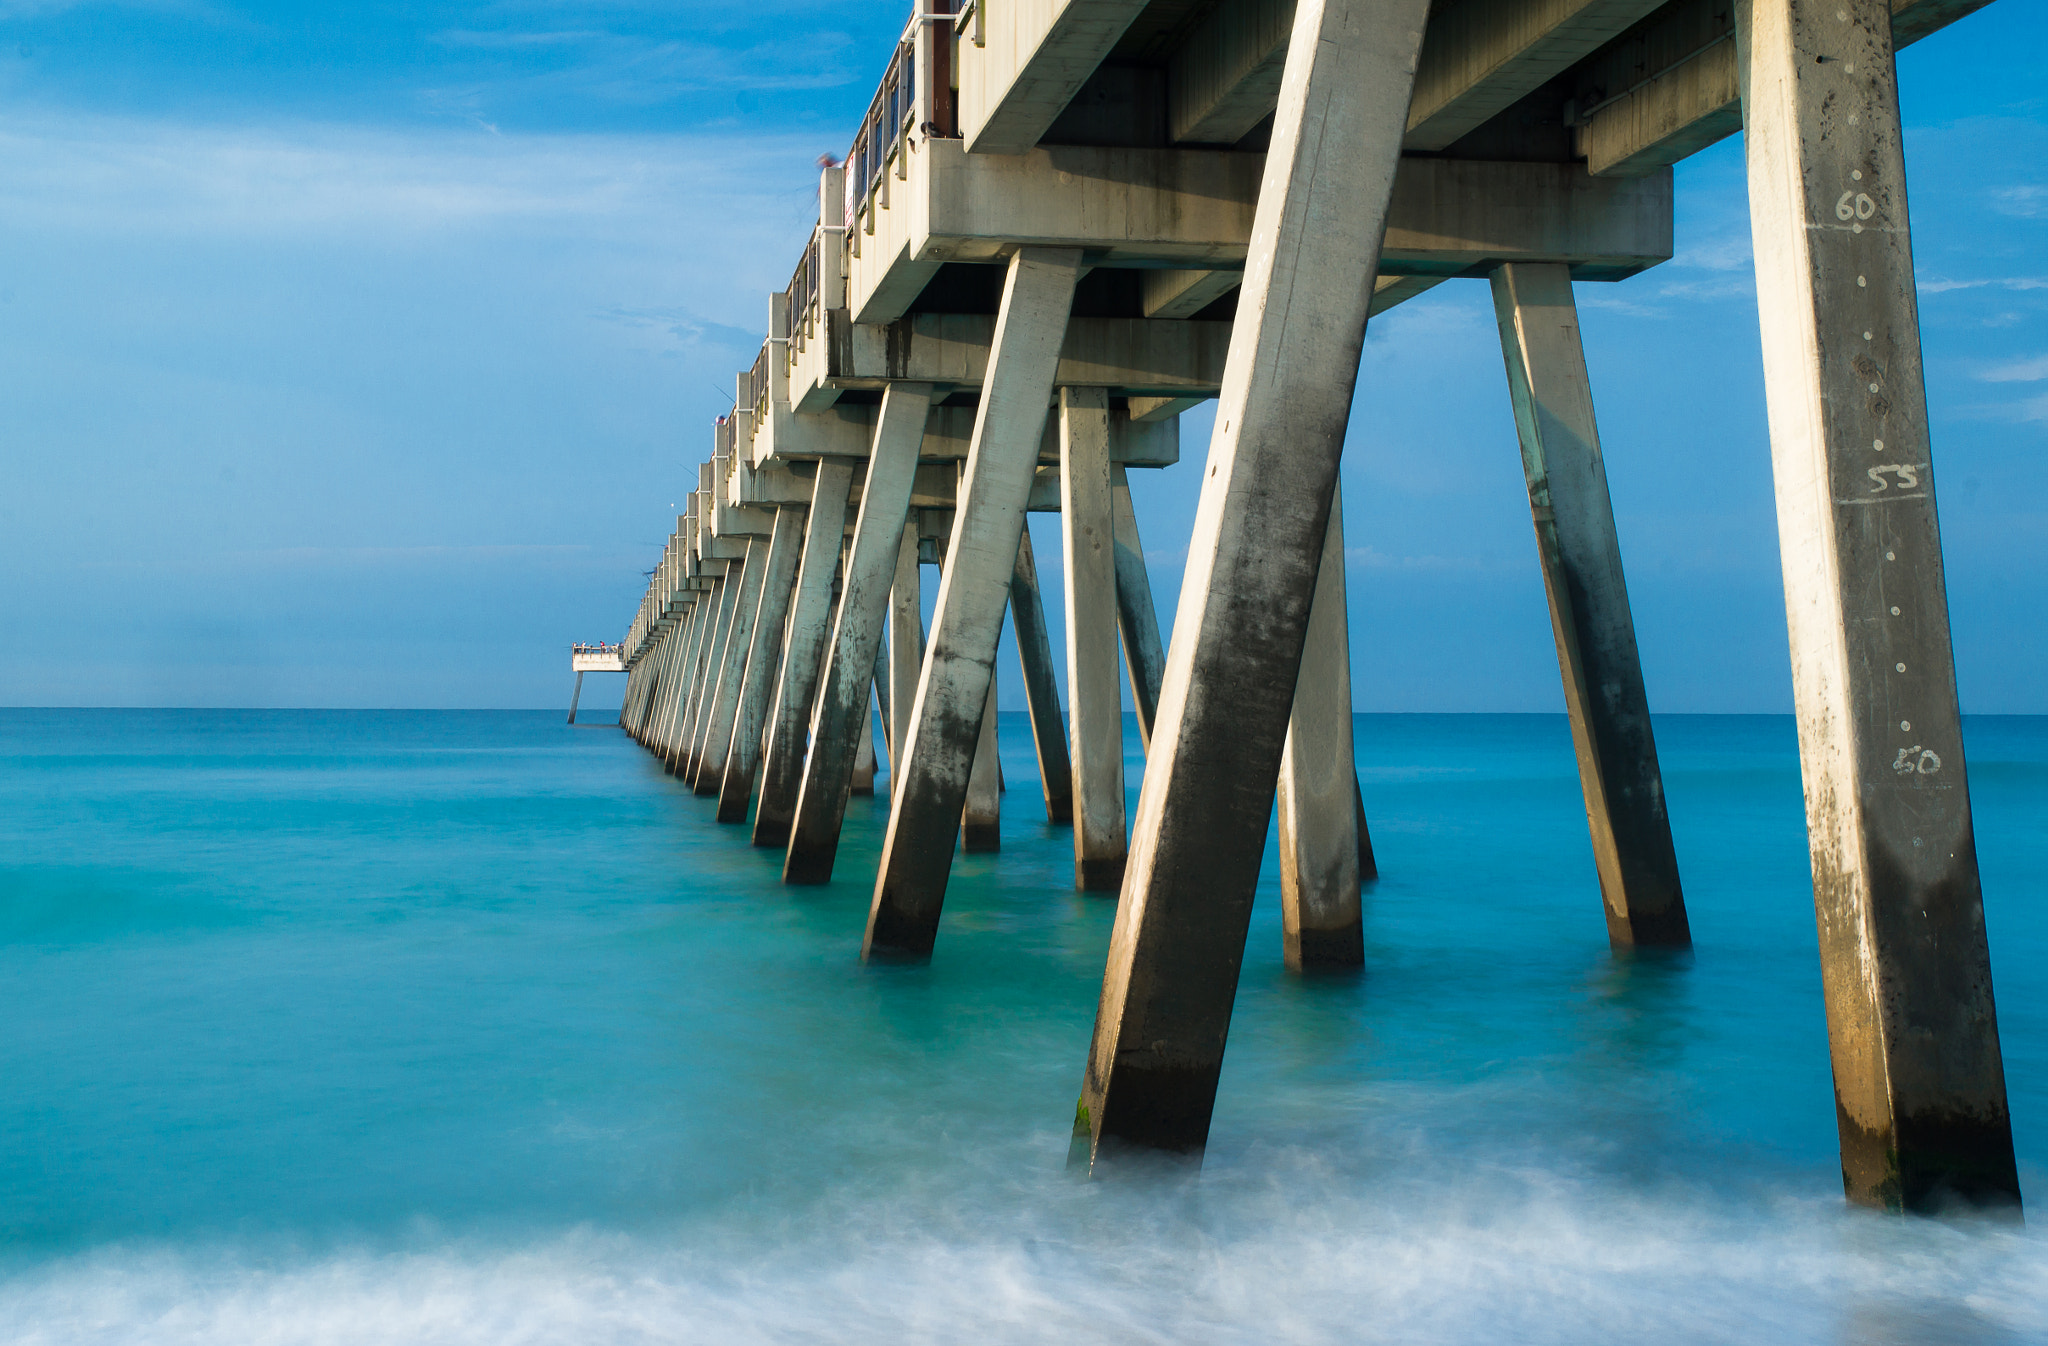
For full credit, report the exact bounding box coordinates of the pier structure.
[566,643,626,724]
[609,0,2018,1214]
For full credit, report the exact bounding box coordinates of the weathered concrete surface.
[754,462,855,847]
[784,383,934,884]
[1109,464,1167,750]
[1737,0,2018,1213]
[1080,0,1426,1166]
[1061,386,1127,891]
[889,525,924,786]
[957,0,1150,155]
[1277,485,1364,970]
[1491,261,1690,948]
[865,248,1082,959]
[962,672,1002,852]
[1009,527,1075,824]
[718,505,807,823]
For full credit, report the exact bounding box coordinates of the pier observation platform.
[598,0,2022,1216]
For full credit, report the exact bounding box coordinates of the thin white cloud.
[1346,545,1489,573]
[0,109,818,240]
[1977,354,2048,383]
[1992,184,2048,219]
[1920,276,2048,294]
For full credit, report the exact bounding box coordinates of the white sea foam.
[5,1139,2043,1346]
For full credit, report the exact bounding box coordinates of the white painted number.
[1892,746,1942,775]
[1866,463,1922,492]
[1836,191,1877,221]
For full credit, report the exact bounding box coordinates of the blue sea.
[0,708,2043,1344]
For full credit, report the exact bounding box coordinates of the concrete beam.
[957,0,1151,155]
[1407,0,1669,151]
[1737,0,2018,1212]
[1168,0,1293,145]
[1080,0,1426,1167]
[830,315,1231,395]
[1141,268,1244,320]
[1573,0,1992,178]
[1492,261,1689,947]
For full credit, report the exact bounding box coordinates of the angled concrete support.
[1278,484,1364,970]
[675,572,726,775]
[755,463,857,847]
[853,691,878,795]
[962,671,1001,851]
[865,248,1083,959]
[1491,262,1690,947]
[1109,465,1166,750]
[718,505,807,822]
[567,671,584,725]
[1737,0,2017,1212]
[1078,0,1425,1165]
[1009,527,1074,824]
[692,561,749,782]
[889,525,924,781]
[1061,386,1127,890]
[785,384,935,883]
[696,537,771,795]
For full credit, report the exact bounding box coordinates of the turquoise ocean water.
[0,708,2044,1343]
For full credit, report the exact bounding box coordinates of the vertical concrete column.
[1277,485,1363,970]
[567,671,584,725]
[755,462,857,847]
[1492,262,1690,948]
[889,524,925,780]
[784,383,935,883]
[1736,0,2018,1211]
[694,535,770,796]
[1078,0,1426,1165]
[961,671,1001,851]
[1008,527,1074,823]
[718,505,808,822]
[1109,465,1167,751]
[1061,387,1127,890]
[864,247,1081,959]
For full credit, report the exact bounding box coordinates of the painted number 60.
[1837,191,1877,221]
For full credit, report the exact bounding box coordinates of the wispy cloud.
[1977,354,2048,383]
[0,110,819,242]
[1920,276,2048,294]
[1346,545,1490,573]
[1992,184,2048,219]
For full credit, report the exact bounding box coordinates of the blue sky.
[2,0,2043,712]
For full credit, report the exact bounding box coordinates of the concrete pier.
[866,248,1082,959]
[1079,0,1425,1163]
[596,0,2019,1211]
[785,383,934,884]
[1060,387,1127,890]
[1737,0,2018,1212]
[1490,262,1690,948]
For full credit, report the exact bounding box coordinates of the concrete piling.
[1008,527,1074,824]
[718,504,808,822]
[1060,386,1127,891]
[1108,465,1166,751]
[755,463,857,847]
[1078,0,1426,1165]
[1490,262,1690,948]
[1736,0,2019,1212]
[1277,484,1364,971]
[785,383,934,884]
[865,247,1082,959]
